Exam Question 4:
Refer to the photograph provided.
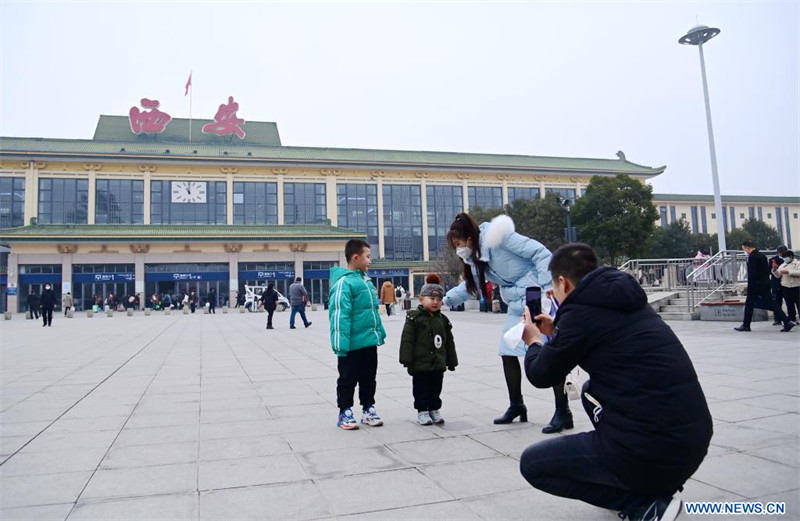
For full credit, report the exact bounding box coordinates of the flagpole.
[189,75,193,143]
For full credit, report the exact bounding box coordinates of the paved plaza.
[0,308,798,520]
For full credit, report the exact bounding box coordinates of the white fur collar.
[484,214,515,249]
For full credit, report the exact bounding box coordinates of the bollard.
[4,312,11,320]
[164,308,171,315]
[87,310,94,318]
[67,309,74,318]
[145,308,151,316]
[183,307,189,315]
[25,311,31,320]
[203,307,210,314]
[239,307,246,313]
[222,306,229,314]
[106,310,114,317]
[127,309,134,317]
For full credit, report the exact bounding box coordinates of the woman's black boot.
[493,402,528,424]
[541,408,574,433]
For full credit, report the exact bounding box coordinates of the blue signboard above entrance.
[73,273,135,283]
[238,270,295,280]
[146,272,228,282]
[19,273,62,284]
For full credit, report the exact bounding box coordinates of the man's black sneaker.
[621,497,682,521]
[290,325,296,329]
[780,322,795,332]
[305,322,312,328]
[733,325,751,332]
[772,321,782,326]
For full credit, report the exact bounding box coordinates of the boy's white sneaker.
[361,405,384,427]
[429,410,445,424]
[417,411,433,425]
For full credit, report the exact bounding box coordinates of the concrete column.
[501,179,509,206]
[420,179,429,261]
[7,252,18,312]
[134,254,145,309]
[228,255,238,308]
[462,181,469,212]
[61,255,73,297]
[226,172,234,225]
[143,172,152,224]
[277,176,285,225]
[376,178,385,258]
[539,180,546,200]
[326,176,338,226]
[87,170,96,225]
[24,163,39,225]
[294,254,303,281]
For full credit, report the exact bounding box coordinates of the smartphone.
[526,286,542,322]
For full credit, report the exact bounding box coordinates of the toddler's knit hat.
[420,274,444,298]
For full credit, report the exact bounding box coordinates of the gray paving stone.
[0,471,92,508]
[80,462,197,500]
[298,445,410,478]
[284,427,384,453]
[0,446,108,476]
[0,503,74,521]
[199,434,291,461]
[691,452,798,498]
[199,419,280,440]
[198,453,308,490]
[69,493,198,521]
[200,481,331,520]
[315,468,454,516]
[420,456,530,499]
[461,488,620,521]
[113,425,199,447]
[101,440,198,469]
[388,436,501,465]
[338,499,482,520]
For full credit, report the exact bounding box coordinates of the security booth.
[72,264,135,311]
[238,262,295,298]
[18,264,62,313]
[145,263,229,308]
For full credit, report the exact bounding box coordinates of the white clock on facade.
[171,181,207,203]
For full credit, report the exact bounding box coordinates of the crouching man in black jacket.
[519,244,712,521]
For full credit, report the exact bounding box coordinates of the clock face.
[171,181,207,203]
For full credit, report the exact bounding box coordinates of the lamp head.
[679,25,720,46]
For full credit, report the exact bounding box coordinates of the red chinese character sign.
[129,98,172,135]
[202,96,246,139]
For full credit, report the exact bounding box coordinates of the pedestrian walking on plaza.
[519,243,712,521]
[772,250,800,324]
[380,280,396,316]
[40,284,57,327]
[189,291,197,313]
[399,274,458,425]
[769,246,789,325]
[735,241,794,332]
[62,292,73,315]
[208,289,217,314]
[261,283,279,329]
[288,277,311,329]
[27,290,40,319]
[329,239,386,430]
[443,212,571,432]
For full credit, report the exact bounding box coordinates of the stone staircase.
[651,289,732,321]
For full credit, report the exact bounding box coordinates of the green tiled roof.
[653,194,800,204]
[0,224,365,242]
[370,260,434,270]
[1,119,665,176]
[94,116,282,146]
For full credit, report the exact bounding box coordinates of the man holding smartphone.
[517,243,712,521]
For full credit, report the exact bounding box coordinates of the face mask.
[45,286,50,290]
[456,246,473,261]
[783,257,792,263]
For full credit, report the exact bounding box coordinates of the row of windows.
[0,177,25,228]
[661,205,794,243]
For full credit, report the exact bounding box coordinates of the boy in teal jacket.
[329,239,387,430]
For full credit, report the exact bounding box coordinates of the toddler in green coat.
[399,274,458,425]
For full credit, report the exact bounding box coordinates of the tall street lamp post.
[679,25,726,253]
[560,197,577,243]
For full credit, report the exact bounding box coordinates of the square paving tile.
[298,445,409,478]
[200,481,331,520]
[387,436,500,465]
[198,453,308,490]
[68,493,198,520]
[80,463,197,500]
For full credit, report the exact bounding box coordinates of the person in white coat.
[443,212,571,432]
[772,250,800,324]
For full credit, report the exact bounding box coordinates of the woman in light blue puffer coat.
[443,212,572,432]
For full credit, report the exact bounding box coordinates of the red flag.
[184,72,192,96]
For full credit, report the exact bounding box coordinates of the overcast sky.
[0,1,797,197]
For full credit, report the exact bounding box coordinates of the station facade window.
[0,177,25,228]
[427,185,463,257]
[383,185,422,260]
[95,179,144,224]
[233,182,278,225]
[284,183,326,224]
[150,180,226,225]
[38,178,88,224]
[337,184,378,247]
